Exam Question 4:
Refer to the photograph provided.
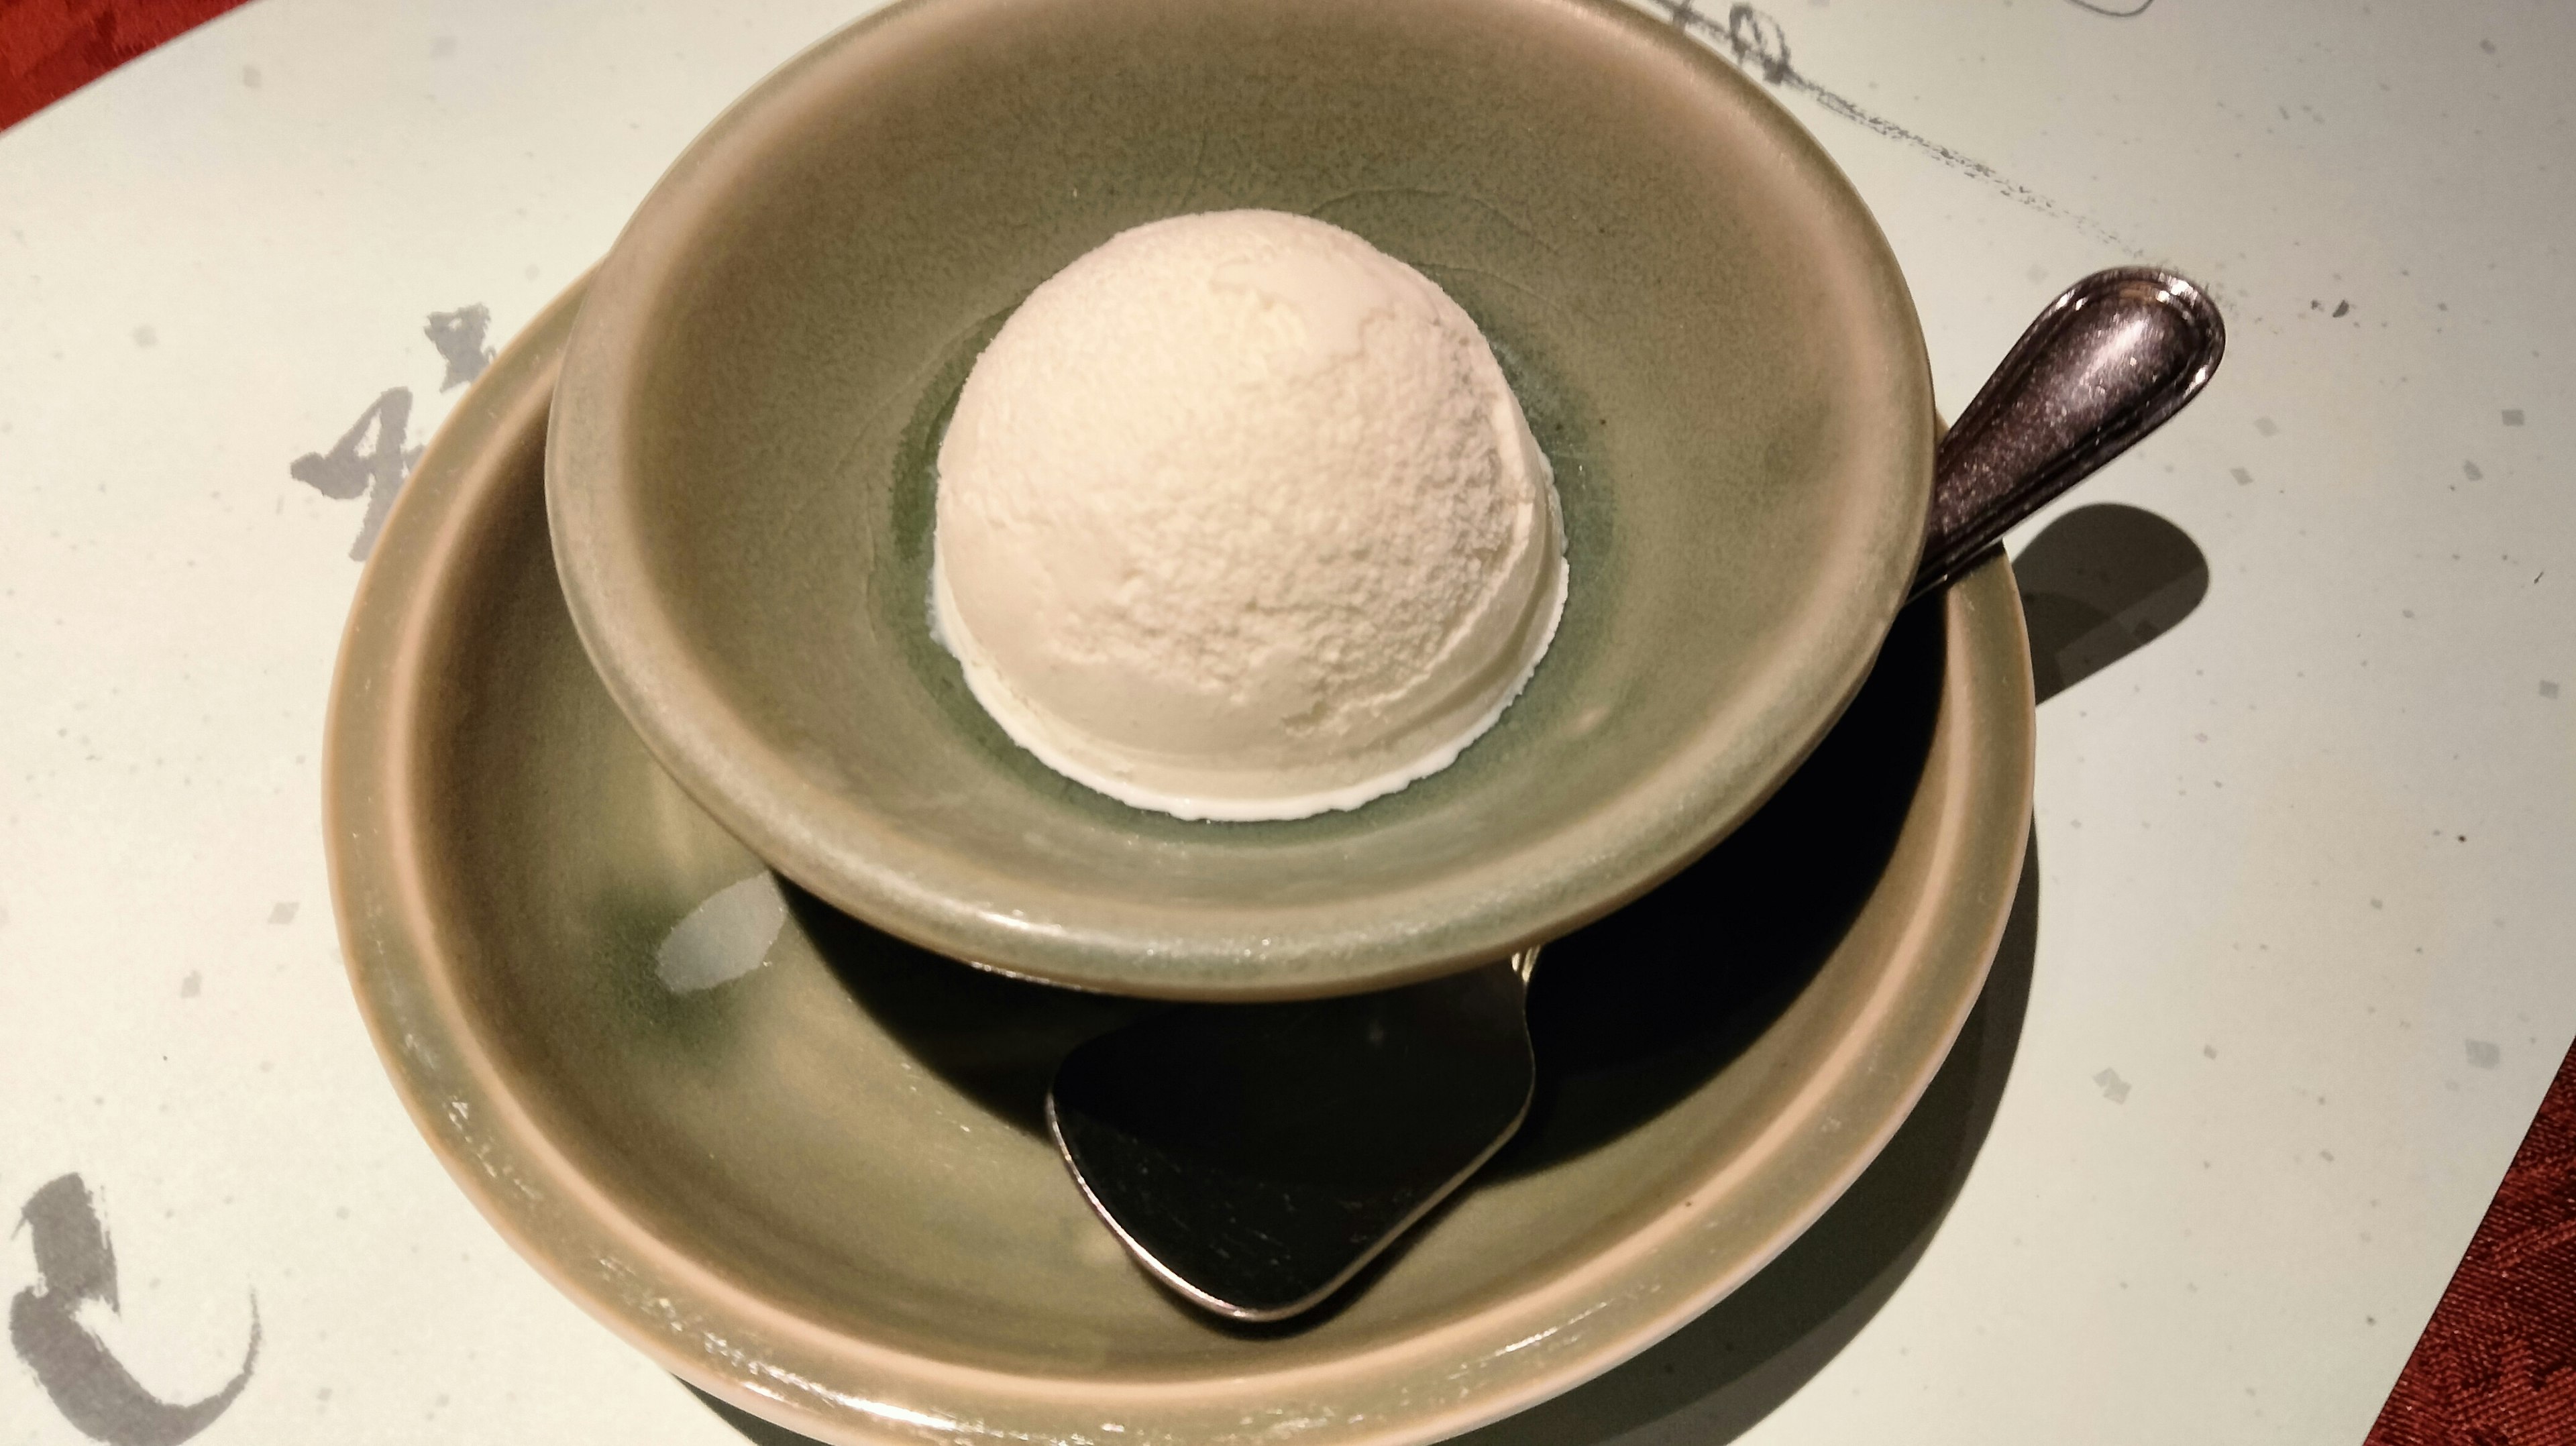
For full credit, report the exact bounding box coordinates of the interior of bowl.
[334,282,2023,1445]
[548,0,1932,996]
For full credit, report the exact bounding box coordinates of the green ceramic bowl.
[330,281,2031,1446]
[547,0,1934,999]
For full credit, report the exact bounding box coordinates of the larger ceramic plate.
[326,282,2033,1446]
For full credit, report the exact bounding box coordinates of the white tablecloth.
[3,1,2569,1441]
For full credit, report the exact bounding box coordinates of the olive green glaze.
[547,0,1935,997]
[329,282,2031,1446]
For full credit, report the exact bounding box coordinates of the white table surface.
[3,1,2570,1442]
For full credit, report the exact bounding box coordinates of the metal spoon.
[1048,267,2226,1323]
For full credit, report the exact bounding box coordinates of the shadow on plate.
[1445,834,2037,1445]
[1496,580,1947,1180]
[687,503,2206,1444]
[786,888,1159,1136]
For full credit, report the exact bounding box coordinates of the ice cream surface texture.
[930,210,1567,822]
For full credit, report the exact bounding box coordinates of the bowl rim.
[543,0,1935,1000]
[329,274,2031,1446]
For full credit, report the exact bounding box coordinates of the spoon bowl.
[1051,952,1540,1321]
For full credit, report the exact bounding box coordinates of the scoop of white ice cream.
[930,210,1566,821]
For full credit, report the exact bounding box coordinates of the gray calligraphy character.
[290,387,419,560]
[10,1174,260,1446]
[423,304,494,392]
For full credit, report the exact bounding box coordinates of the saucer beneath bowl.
[327,280,2031,1446]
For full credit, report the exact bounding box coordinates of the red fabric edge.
[0,0,258,130]
[2366,1040,2576,1444]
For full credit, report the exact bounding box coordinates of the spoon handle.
[1909,267,2226,602]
